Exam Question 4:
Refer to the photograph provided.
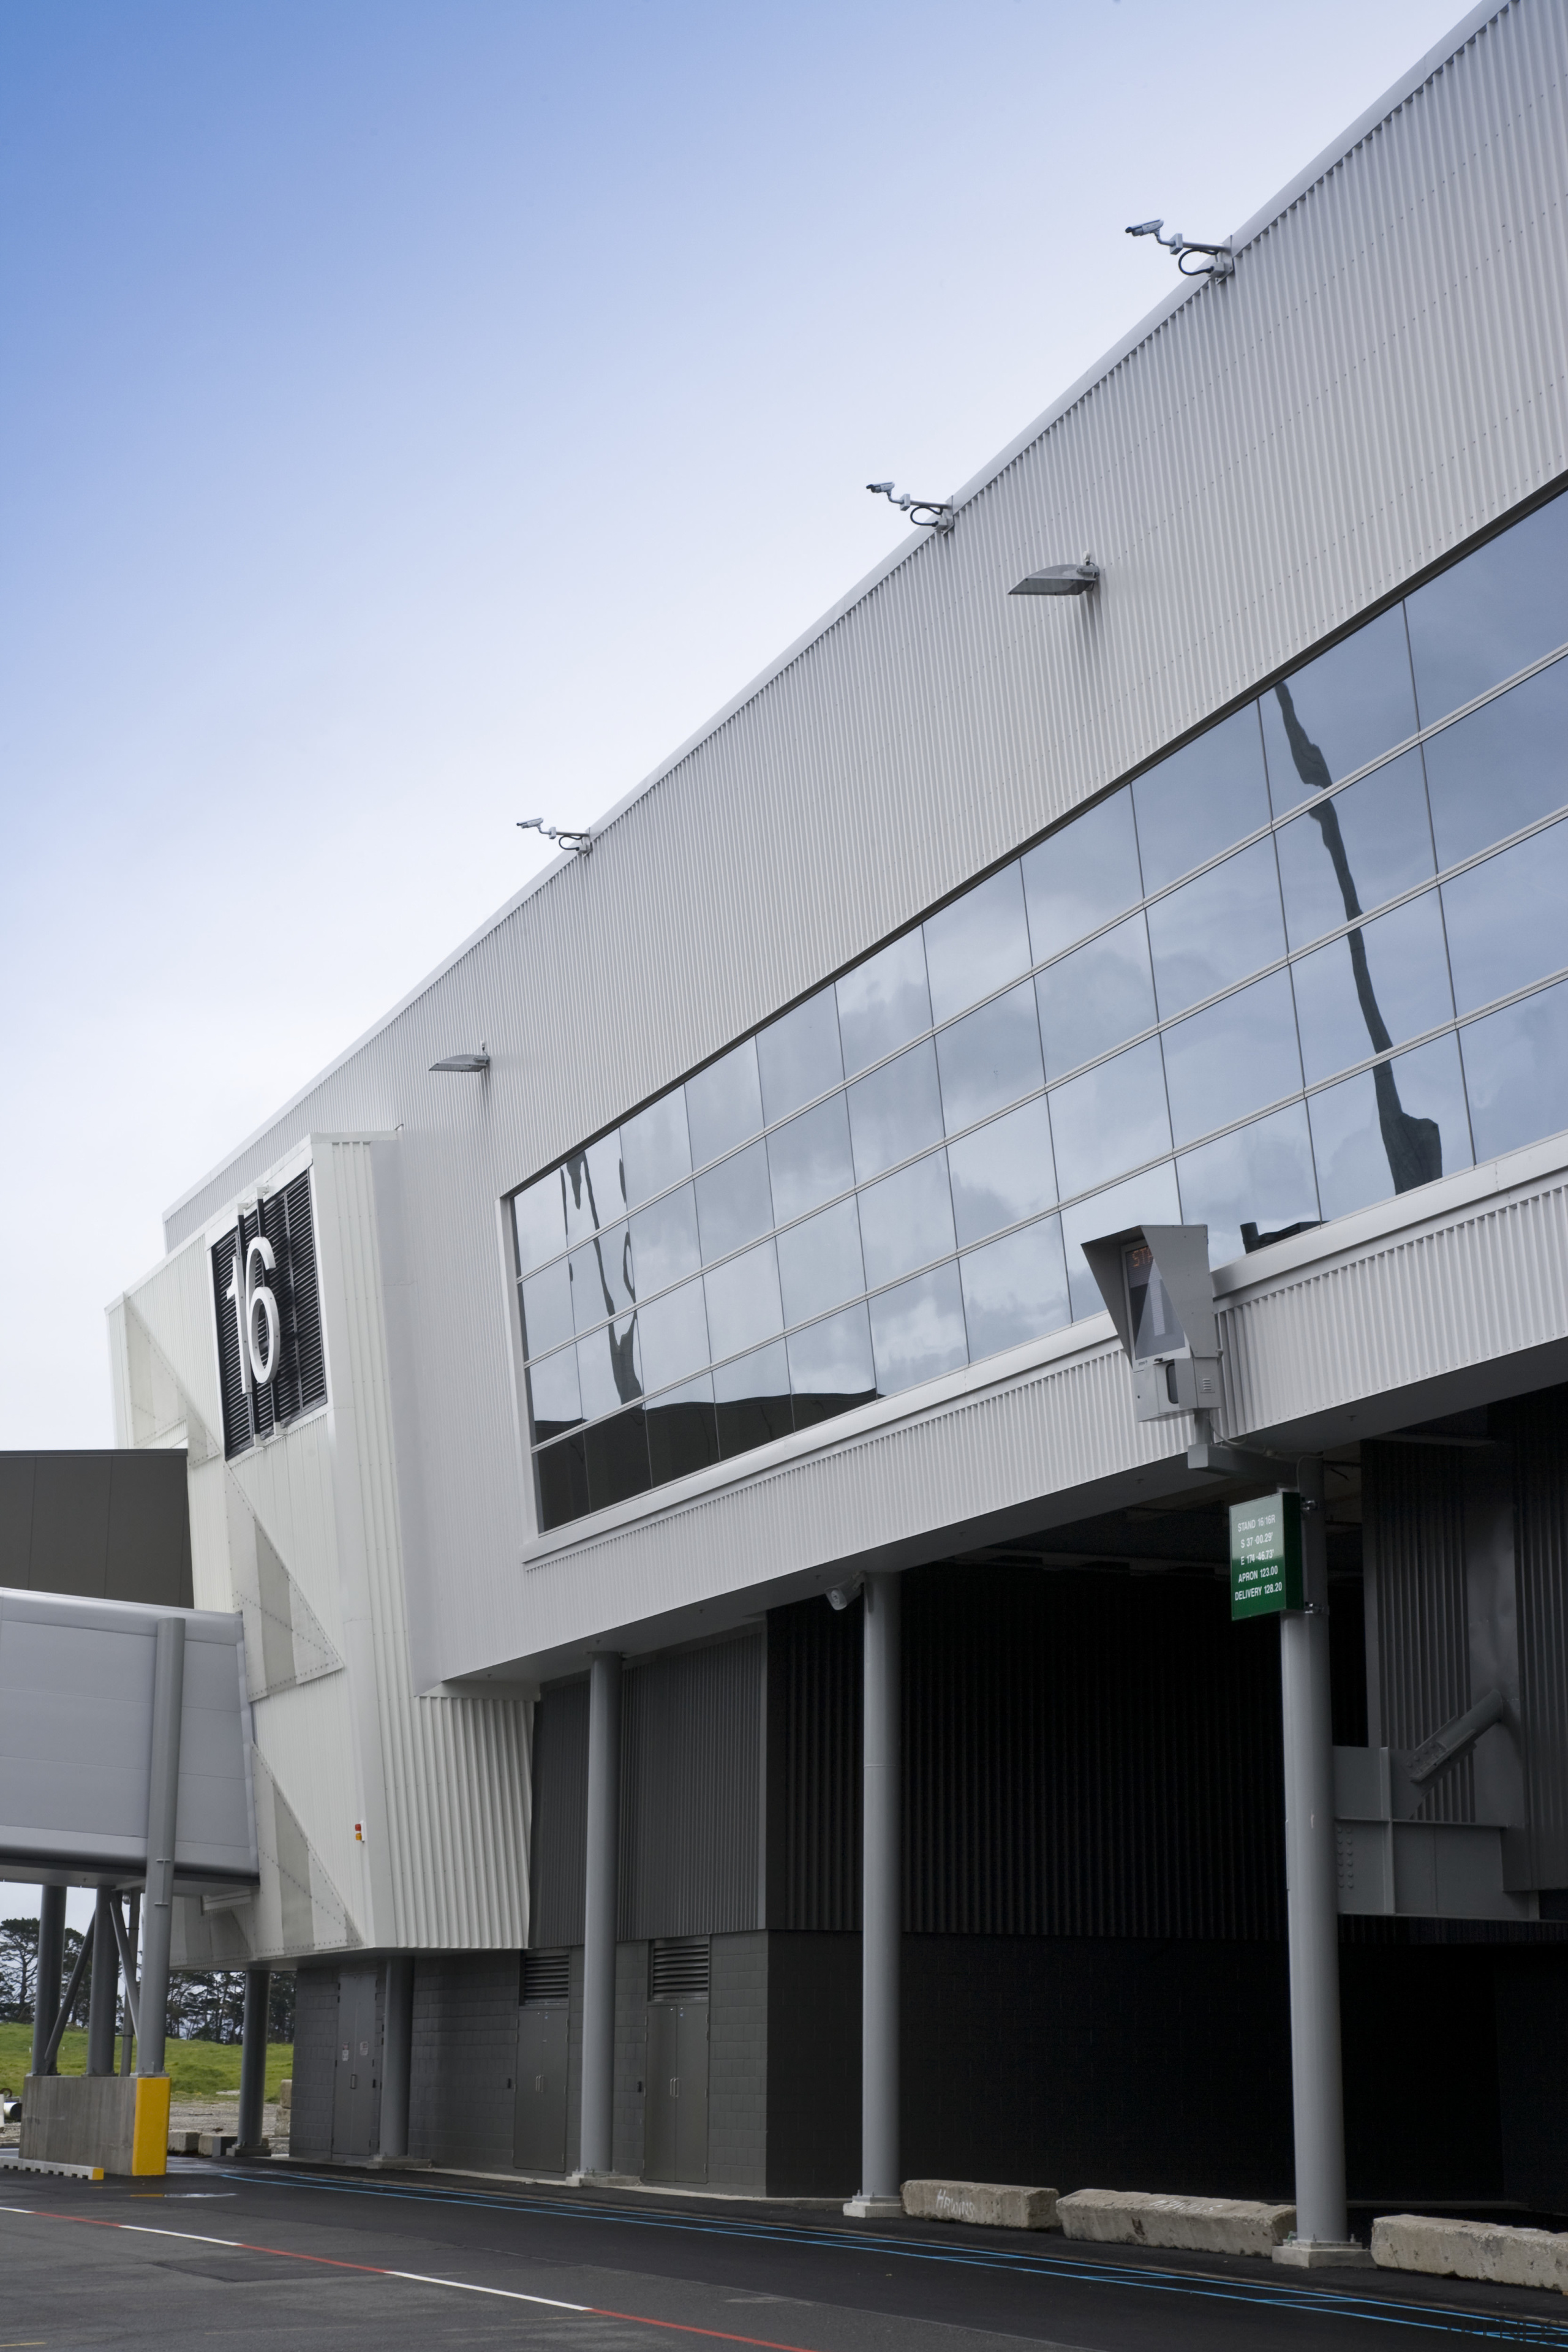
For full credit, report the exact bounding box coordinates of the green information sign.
[1229,1492,1305,1619]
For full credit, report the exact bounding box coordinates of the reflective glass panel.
[869,1261,968,1395]
[526,1344,582,1441]
[578,1315,644,1420]
[858,1150,956,1291]
[537,1433,589,1531]
[923,863,1031,1027]
[788,1303,876,1429]
[620,1092,692,1210]
[562,1133,625,1245]
[1422,658,1568,871]
[846,1037,945,1182]
[776,1196,865,1327]
[1261,608,1418,813]
[704,1240,784,1361]
[1146,838,1286,1019]
[946,1095,1057,1247]
[685,1036,764,1169]
[585,1408,650,1511]
[1176,1102,1319,1267]
[936,983,1044,1135]
[767,1092,854,1226]
[1442,818,1568,1016]
[514,1173,566,1276]
[570,1225,635,1332]
[1022,787,1142,960]
[1161,969,1302,1147]
[629,1183,701,1296]
[1461,978,1568,1161]
[1406,488,1568,725]
[758,989,843,1123]
[522,1257,575,1359]
[1035,914,1156,1080]
[1048,1035,1172,1201]
[637,1276,712,1395]
[1308,1033,1472,1220]
[1059,1161,1181,1322]
[714,1341,793,1457]
[1133,705,1271,893]
[1275,748,1435,948]
[646,1373,719,1485]
[695,1140,774,1264]
[959,1217,1070,1361]
[1291,891,1455,1087]
[837,930,932,1079]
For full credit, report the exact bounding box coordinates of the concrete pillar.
[846,1572,902,2217]
[31,1885,66,2078]
[86,1888,119,2075]
[137,1616,185,2078]
[237,1967,272,2150]
[579,1650,622,2179]
[379,1956,415,2160]
[119,1893,141,2076]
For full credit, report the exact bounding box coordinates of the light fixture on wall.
[431,1048,491,1074]
[865,481,955,534]
[1011,556,1101,597]
[518,817,594,856]
[1126,217,1234,279]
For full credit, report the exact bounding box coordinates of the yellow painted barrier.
[131,2076,170,2176]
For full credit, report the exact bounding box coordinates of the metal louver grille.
[649,1939,709,2002]
[212,1168,328,1458]
[520,1950,570,2005]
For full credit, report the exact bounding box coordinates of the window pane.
[1442,818,1568,1016]
[960,1218,1070,1360]
[936,982,1044,1134]
[522,1257,575,1359]
[1461,979,1568,1161]
[1060,1162,1181,1322]
[570,1224,635,1332]
[1161,970,1302,1148]
[714,1341,793,1457]
[578,1316,644,1420]
[923,863,1032,1027]
[1035,914,1156,1080]
[585,1408,650,1512]
[526,1344,582,1441]
[1261,607,1418,812]
[1422,657,1568,870]
[1292,891,1455,1086]
[686,1036,763,1169]
[629,1183,701,1297]
[947,1095,1057,1246]
[638,1276,711,1395]
[1133,705,1271,893]
[695,1139,774,1264]
[537,1432,589,1531]
[858,1150,956,1290]
[647,1373,720,1486]
[1177,1102,1319,1267]
[1147,838,1286,1018]
[776,1196,865,1326]
[704,1240,784,1361]
[1406,489,1568,725]
[1308,1033,1472,1219]
[1275,748,1435,949]
[562,1133,625,1245]
[788,1303,876,1428]
[1049,1036,1172,1200]
[869,1262,968,1395]
[846,1037,945,1182]
[758,989,843,1123]
[1022,787,1142,960]
[767,1092,854,1226]
[837,930,932,1078]
[620,1093,692,1210]
[514,1172,566,1276]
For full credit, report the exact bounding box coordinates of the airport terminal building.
[110,0,1568,2216]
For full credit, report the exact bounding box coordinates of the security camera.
[826,1577,864,1611]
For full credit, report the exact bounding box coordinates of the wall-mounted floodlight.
[1012,556,1100,597]
[1126,217,1234,281]
[431,1051,491,1074]
[1080,1224,1221,1422]
[866,481,955,534]
[518,817,594,856]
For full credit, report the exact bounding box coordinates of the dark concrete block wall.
[612,1941,648,2179]
[409,1954,518,2172]
[709,1932,766,2190]
[290,1965,339,2160]
[767,1932,859,2196]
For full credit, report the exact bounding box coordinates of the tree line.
[0,1919,295,2043]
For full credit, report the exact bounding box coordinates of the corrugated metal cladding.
[1362,1442,1476,1825]
[154,4,1568,1678]
[1499,1389,1568,1885]
[765,1596,862,1932]
[530,1677,589,1947]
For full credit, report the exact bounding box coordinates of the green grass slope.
[0,2024,292,2100]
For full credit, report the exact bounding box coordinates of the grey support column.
[137,1616,186,2078]
[237,1968,273,2152]
[31,1885,66,2079]
[579,1651,622,2180]
[119,1894,141,2076]
[86,1888,119,2075]
[379,1956,415,2161]
[846,1572,902,2218]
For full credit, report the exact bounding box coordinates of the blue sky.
[0,0,1468,1456]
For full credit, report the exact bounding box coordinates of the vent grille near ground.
[213,1169,328,1458]
[520,1950,570,2005]
[649,1939,709,2002]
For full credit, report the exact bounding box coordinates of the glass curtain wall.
[518,484,1568,1530]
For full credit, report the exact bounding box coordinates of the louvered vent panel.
[649,1939,709,2002]
[519,1950,570,2005]
[212,1169,327,1458]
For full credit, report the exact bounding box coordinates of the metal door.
[331,1968,380,2158]
[513,2005,568,2173]
[643,2000,708,2184]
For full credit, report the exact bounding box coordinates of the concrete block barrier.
[168,2132,203,2155]
[902,2180,1060,2231]
[1058,2190,1295,2258]
[1372,2214,1568,2294]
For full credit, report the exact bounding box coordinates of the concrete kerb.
[1373,2214,1568,2294]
